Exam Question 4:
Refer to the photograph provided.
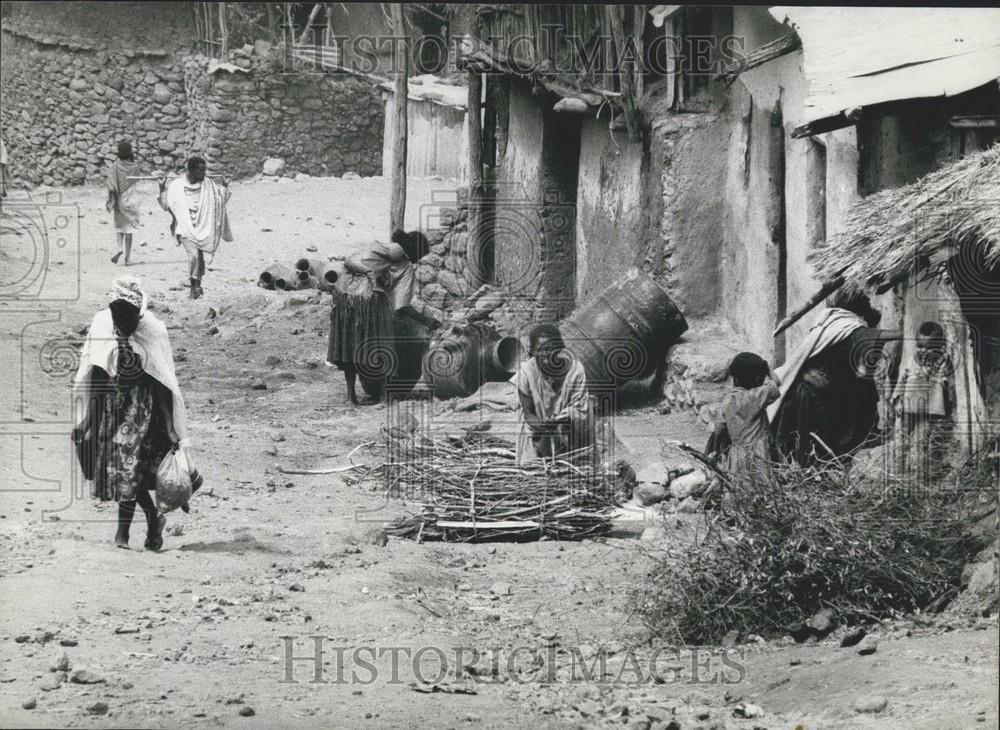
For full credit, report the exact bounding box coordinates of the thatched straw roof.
[811,144,1000,287]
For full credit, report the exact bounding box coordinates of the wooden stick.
[772,273,846,337]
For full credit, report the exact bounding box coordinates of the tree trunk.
[389,3,409,237]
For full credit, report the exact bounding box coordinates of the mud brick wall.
[184,47,385,180]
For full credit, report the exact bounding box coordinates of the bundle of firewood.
[351,430,617,542]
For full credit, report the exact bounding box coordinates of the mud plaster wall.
[650,114,731,320]
[723,7,861,363]
[575,118,644,304]
[493,80,546,316]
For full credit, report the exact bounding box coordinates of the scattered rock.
[264,355,282,368]
[207,325,220,336]
[489,582,512,596]
[22,697,37,710]
[840,627,867,647]
[732,703,764,718]
[262,158,285,176]
[721,629,739,647]
[114,626,139,635]
[14,635,30,643]
[806,607,836,638]
[634,483,668,507]
[305,245,318,252]
[857,637,878,656]
[167,524,185,537]
[785,622,812,643]
[289,583,305,592]
[49,650,70,672]
[87,701,109,716]
[238,705,255,717]
[363,527,388,547]
[249,380,267,390]
[39,672,65,691]
[676,496,702,513]
[853,695,888,714]
[69,668,106,684]
[58,638,78,647]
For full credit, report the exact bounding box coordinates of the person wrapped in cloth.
[157,156,232,300]
[71,275,202,551]
[512,324,596,465]
[326,242,416,405]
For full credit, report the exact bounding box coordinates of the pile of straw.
[811,144,1000,286]
[352,431,618,542]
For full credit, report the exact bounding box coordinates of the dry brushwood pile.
[349,430,618,542]
[634,447,990,645]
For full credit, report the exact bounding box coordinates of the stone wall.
[184,46,384,180]
[0,3,383,186]
[0,22,190,186]
[410,207,478,326]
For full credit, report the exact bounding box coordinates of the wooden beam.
[950,115,998,129]
[791,107,861,139]
[772,273,846,337]
[607,4,640,142]
[389,3,409,237]
[717,32,801,85]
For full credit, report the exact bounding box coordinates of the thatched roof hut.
[811,144,1000,288]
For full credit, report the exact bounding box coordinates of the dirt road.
[1,175,996,729]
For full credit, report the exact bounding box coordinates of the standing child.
[893,321,955,481]
[710,352,781,483]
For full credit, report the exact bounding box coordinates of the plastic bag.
[156,447,193,514]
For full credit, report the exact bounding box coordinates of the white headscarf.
[73,276,188,442]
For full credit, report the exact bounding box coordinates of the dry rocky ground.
[0,175,996,729]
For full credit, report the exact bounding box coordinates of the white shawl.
[72,308,188,442]
[164,175,233,252]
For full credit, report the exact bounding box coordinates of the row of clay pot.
[258,258,339,292]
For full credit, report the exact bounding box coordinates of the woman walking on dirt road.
[72,275,188,550]
[106,140,143,266]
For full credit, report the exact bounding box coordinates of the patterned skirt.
[94,375,171,503]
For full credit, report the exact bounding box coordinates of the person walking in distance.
[157,157,232,299]
[106,140,143,266]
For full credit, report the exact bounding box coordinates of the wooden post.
[218,2,228,58]
[466,70,484,283]
[467,71,483,191]
[607,4,640,142]
[389,3,409,237]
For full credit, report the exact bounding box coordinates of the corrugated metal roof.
[770,7,1000,125]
